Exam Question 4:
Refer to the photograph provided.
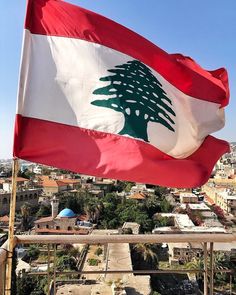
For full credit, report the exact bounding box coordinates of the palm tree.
[185,257,204,281]
[132,243,158,270]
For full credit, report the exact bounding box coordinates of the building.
[169,242,203,264]
[179,193,198,204]
[1,177,30,192]
[34,197,91,235]
[130,183,155,195]
[0,188,40,215]
[33,166,42,174]
[38,175,81,196]
[127,192,147,201]
[122,222,140,234]
[215,190,236,215]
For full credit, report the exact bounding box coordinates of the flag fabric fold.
[14,0,230,188]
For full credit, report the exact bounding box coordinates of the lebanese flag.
[14,0,230,188]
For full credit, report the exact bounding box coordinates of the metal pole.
[203,242,208,295]
[5,158,19,295]
[104,243,109,279]
[53,244,56,295]
[209,243,214,295]
[47,244,50,295]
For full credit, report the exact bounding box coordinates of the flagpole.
[5,158,19,295]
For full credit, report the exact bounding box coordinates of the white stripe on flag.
[17,30,225,159]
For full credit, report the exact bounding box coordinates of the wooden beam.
[0,241,9,295]
[16,233,236,245]
[5,158,19,295]
[27,269,205,275]
[204,242,208,295]
[209,242,214,295]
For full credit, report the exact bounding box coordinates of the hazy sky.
[0,0,235,159]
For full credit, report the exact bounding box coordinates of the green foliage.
[36,204,51,217]
[58,193,84,214]
[95,247,103,256]
[154,186,169,198]
[144,195,161,217]
[16,273,45,295]
[159,199,173,213]
[56,255,77,271]
[22,245,40,263]
[131,243,159,270]
[68,247,80,258]
[154,215,174,227]
[124,182,135,192]
[18,169,35,180]
[87,258,99,266]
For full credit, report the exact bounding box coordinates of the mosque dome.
[58,208,76,218]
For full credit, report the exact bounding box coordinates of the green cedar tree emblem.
[91,60,176,142]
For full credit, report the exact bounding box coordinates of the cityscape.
[0,143,235,295]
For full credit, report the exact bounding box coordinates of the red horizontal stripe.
[13,115,229,188]
[24,0,229,106]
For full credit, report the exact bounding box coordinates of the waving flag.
[14,0,230,188]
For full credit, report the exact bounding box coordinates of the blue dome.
[58,208,76,218]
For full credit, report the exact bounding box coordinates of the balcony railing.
[0,232,236,295]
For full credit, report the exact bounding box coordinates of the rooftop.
[35,228,89,235]
[58,208,76,218]
[188,203,211,211]
[34,216,54,224]
[129,192,146,200]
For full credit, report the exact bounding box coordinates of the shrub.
[87,258,99,266]
[95,247,103,256]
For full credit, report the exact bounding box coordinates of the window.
[34,193,37,199]
[20,195,23,201]
[56,226,60,230]
[2,198,7,204]
[68,226,72,230]
[46,225,49,229]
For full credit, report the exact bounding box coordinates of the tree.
[20,202,31,231]
[131,243,159,270]
[36,203,51,217]
[91,60,176,142]
[144,195,161,217]
[153,215,174,227]
[160,198,173,213]
[56,255,77,271]
[22,245,40,263]
[17,273,45,295]
[154,186,169,198]
[185,257,204,281]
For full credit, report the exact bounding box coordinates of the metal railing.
[0,233,236,295]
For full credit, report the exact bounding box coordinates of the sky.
[0,0,235,159]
